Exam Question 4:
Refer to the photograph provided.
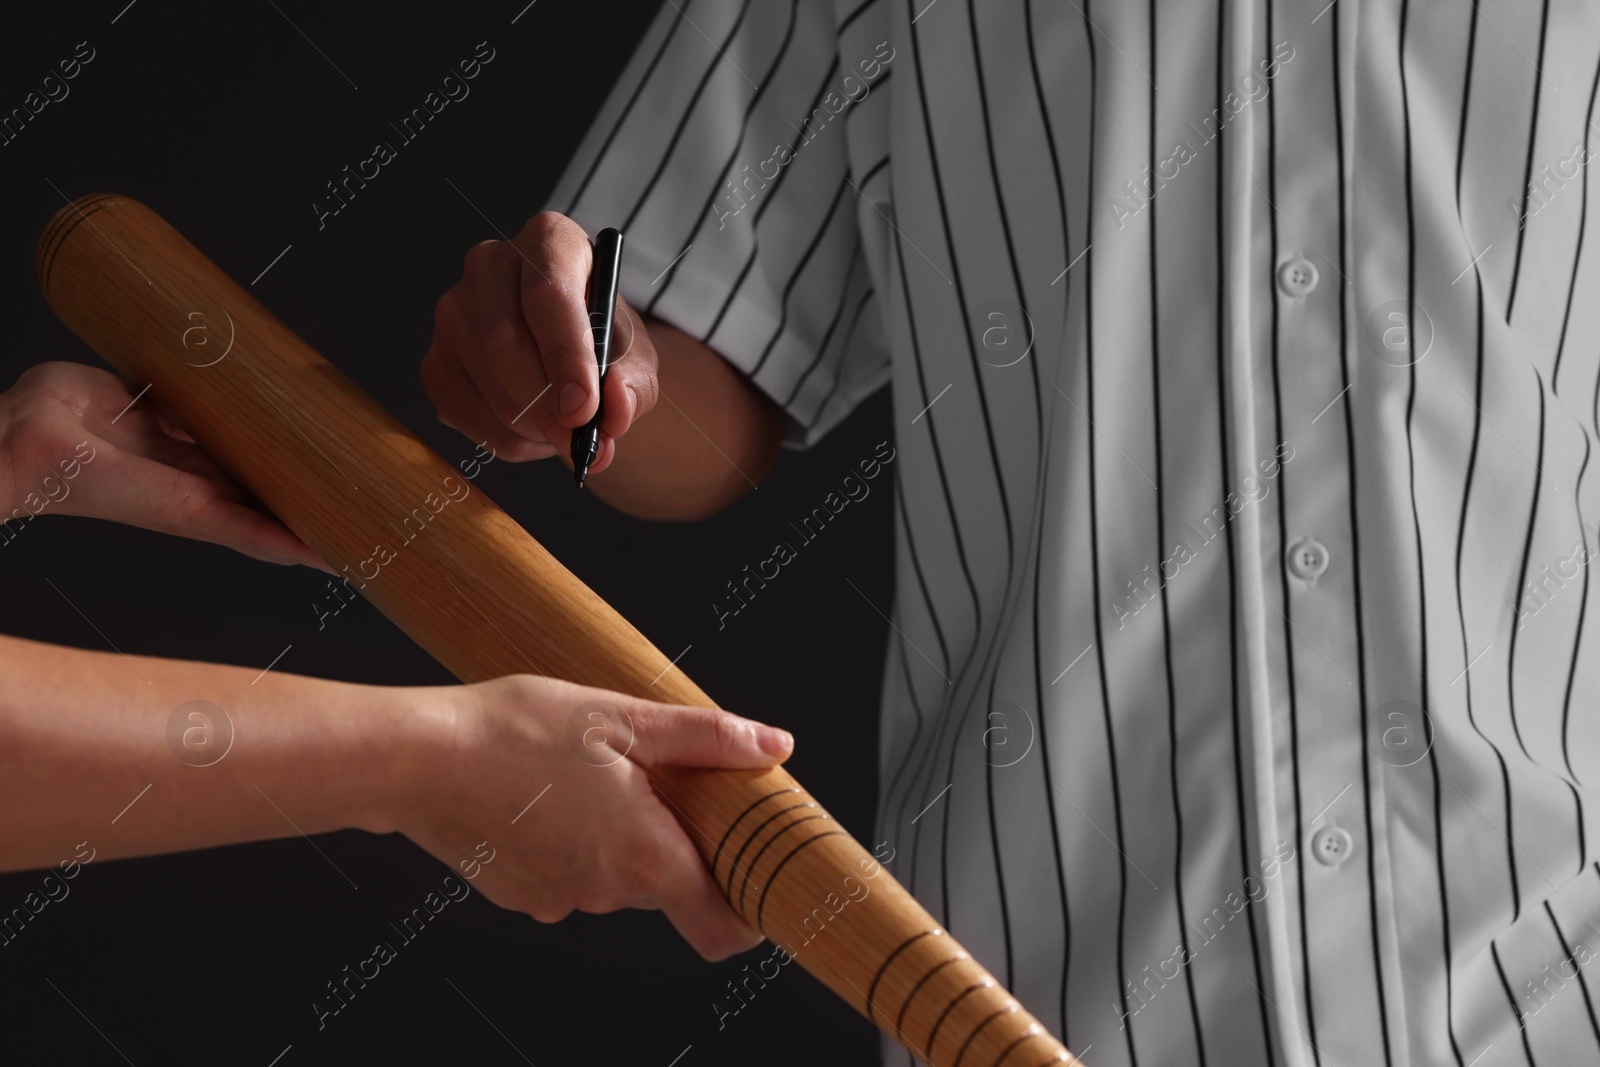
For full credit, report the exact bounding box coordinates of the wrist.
[340,682,466,836]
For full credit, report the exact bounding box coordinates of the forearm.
[585,318,785,522]
[0,633,446,872]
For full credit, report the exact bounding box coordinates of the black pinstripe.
[1507,0,1554,322]
[1545,898,1600,1056]
[1493,939,1538,1067]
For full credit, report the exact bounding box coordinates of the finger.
[594,302,659,442]
[421,338,554,462]
[425,304,553,451]
[180,496,333,572]
[648,828,765,961]
[454,240,552,446]
[177,491,331,571]
[97,420,256,505]
[59,363,199,453]
[79,449,332,571]
[584,432,617,479]
[156,412,196,443]
[626,703,793,770]
[514,213,603,434]
[123,400,194,444]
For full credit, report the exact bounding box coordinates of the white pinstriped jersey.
[549,1,1600,1064]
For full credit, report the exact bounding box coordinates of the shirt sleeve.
[544,0,893,448]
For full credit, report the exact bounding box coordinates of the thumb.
[626,703,793,770]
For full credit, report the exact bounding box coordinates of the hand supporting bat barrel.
[37,196,1075,1067]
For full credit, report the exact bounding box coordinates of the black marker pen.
[570,227,623,489]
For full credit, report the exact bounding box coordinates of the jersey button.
[1277,257,1319,298]
[1311,824,1355,867]
[1287,538,1331,583]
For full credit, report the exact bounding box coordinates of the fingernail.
[758,727,793,758]
[558,382,586,418]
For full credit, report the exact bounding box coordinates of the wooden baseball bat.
[37,195,1074,1067]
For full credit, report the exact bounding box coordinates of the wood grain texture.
[38,196,1075,1067]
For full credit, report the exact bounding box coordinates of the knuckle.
[699,929,754,963]
[506,673,554,705]
[520,210,573,244]
[12,365,52,395]
[5,405,54,451]
[170,476,216,522]
[521,210,559,238]
[462,239,509,276]
[432,292,459,330]
[516,213,590,292]
[550,339,593,374]
[638,378,661,418]
[627,367,660,417]
[527,901,572,924]
[514,884,574,924]
[490,396,526,431]
[577,892,622,915]
[482,318,526,361]
[709,710,747,756]
[533,388,566,432]
[510,672,564,699]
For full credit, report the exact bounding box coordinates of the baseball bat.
[37,195,1074,1067]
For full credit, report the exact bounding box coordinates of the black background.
[0,3,892,1063]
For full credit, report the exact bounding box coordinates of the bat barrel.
[37,195,1074,1067]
